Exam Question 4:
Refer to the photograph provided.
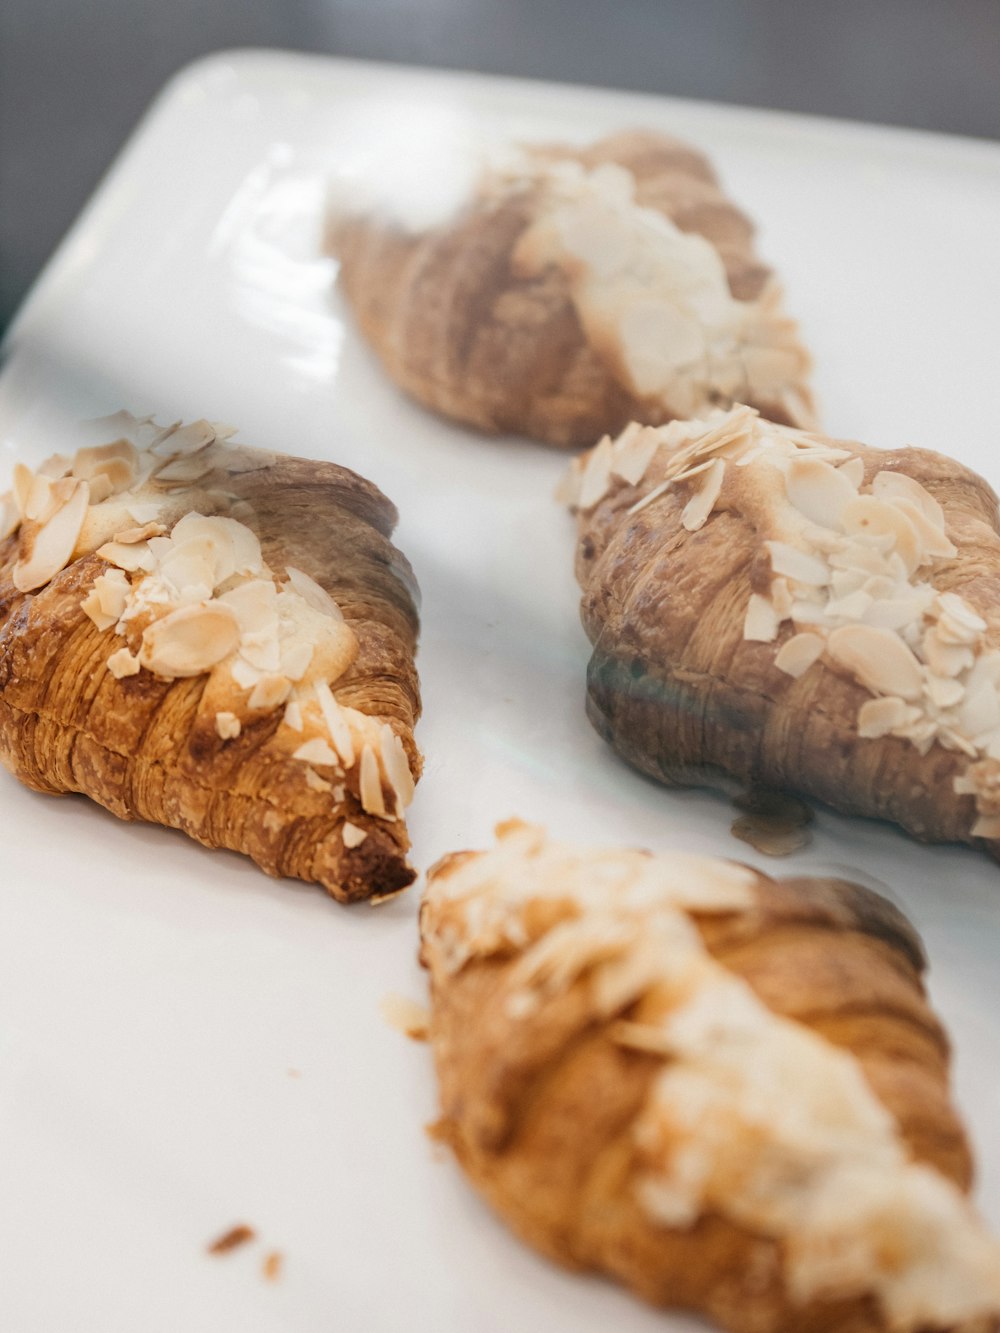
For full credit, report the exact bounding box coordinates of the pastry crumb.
[207,1223,256,1255]
[262,1250,283,1282]
[380,992,430,1041]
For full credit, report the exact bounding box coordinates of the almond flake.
[765,541,830,587]
[12,463,33,517]
[826,625,924,700]
[359,744,386,816]
[892,500,956,560]
[153,453,216,485]
[837,457,865,489]
[871,470,945,525]
[315,680,355,766]
[577,435,615,511]
[151,419,211,456]
[304,767,332,792]
[925,675,965,709]
[96,540,157,574]
[284,566,344,621]
[783,456,857,527]
[0,491,20,541]
[774,632,824,679]
[284,700,303,732]
[342,821,368,849]
[36,453,72,480]
[841,496,921,574]
[293,738,340,767]
[612,425,661,487]
[824,590,874,621]
[215,711,242,740]
[248,675,291,711]
[935,592,986,635]
[13,478,91,592]
[627,477,673,516]
[922,630,974,679]
[743,593,779,643]
[771,578,793,619]
[140,602,240,679]
[680,458,725,532]
[960,686,1000,737]
[858,696,917,738]
[112,522,166,546]
[107,647,141,678]
[380,723,415,812]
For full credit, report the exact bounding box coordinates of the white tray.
[2,51,999,1333]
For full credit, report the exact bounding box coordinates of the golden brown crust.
[573,419,1000,854]
[0,450,421,903]
[420,830,998,1332]
[330,130,814,447]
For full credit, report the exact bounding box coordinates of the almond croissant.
[563,404,1000,857]
[329,129,815,447]
[420,820,1000,1332]
[0,413,421,901]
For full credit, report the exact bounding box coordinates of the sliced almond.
[81,569,131,631]
[215,711,242,740]
[12,463,34,517]
[315,679,355,766]
[342,822,368,849]
[139,602,240,679]
[743,593,779,643]
[837,457,865,489]
[304,767,332,793]
[284,566,344,621]
[0,491,19,542]
[826,624,924,700]
[13,478,91,592]
[680,458,725,532]
[284,699,304,732]
[892,499,956,560]
[922,629,975,679]
[858,696,918,738]
[871,470,945,525]
[154,453,216,485]
[960,685,1000,738]
[359,744,386,817]
[248,674,291,711]
[774,632,824,679]
[841,496,922,574]
[612,424,661,487]
[107,647,141,678]
[293,737,340,767]
[36,452,73,480]
[782,456,857,527]
[577,435,615,511]
[380,723,415,812]
[96,540,157,574]
[765,541,830,587]
[924,675,964,709]
[823,590,874,621]
[112,522,166,546]
[770,577,793,619]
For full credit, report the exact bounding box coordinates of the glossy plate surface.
[2,51,999,1332]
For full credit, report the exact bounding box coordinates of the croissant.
[562,403,1000,857]
[420,820,1000,1332]
[0,413,421,902]
[329,129,815,447]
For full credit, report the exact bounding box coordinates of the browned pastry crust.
[420,823,1000,1332]
[0,419,421,902]
[566,407,1000,857]
[329,130,815,447]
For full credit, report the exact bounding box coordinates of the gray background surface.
[2,0,999,330]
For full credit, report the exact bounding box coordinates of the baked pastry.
[420,820,1000,1331]
[329,129,815,447]
[0,412,421,901]
[563,403,1000,857]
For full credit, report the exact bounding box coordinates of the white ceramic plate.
[1,51,999,1333]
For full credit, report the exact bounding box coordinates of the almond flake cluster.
[511,159,812,427]
[563,405,1000,836]
[1,412,414,825]
[422,823,1000,1326]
